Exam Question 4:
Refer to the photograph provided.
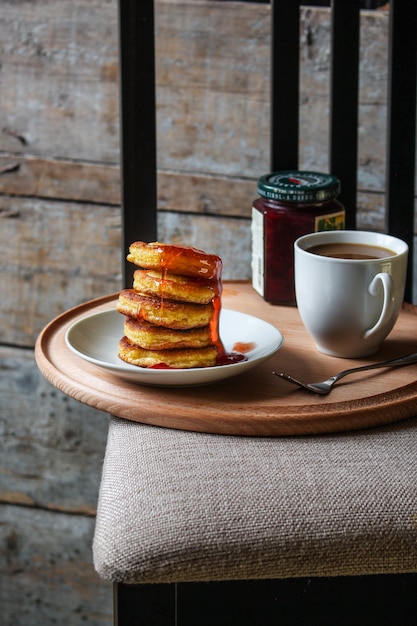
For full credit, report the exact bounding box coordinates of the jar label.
[314,211,345,232]
[251,207,265,296]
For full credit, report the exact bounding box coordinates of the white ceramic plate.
[65,308,283,387]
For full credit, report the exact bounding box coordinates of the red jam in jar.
[251,170,345,305]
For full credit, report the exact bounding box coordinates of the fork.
[273,352,417,395]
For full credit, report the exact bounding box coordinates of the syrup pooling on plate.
[233,341,256,354]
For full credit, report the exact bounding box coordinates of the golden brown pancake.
[118,336,217,369]
[123,316,212,350]
[117,289,214,329]
[117,240,226,369]
[133,269,216,304]
[126,241,222,280]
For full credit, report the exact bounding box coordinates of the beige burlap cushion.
[93,416,417,584]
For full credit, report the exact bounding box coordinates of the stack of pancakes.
[117,241,224,368]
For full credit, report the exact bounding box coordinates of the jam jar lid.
[257,170,341,203]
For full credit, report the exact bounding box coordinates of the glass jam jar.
[251,170,345,305]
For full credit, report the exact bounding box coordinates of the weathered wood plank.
[0,344,112,623]
[158,209,252,278]
[0,163,412,349]
[158,170,255,216]
[2,186,387,348]
[2,151,414,228]
[0,191,252,346]
[0,504,112,626]
[0,195,122,345]
[0,1,408,194]
[155,0,271,177]
[0,154,256,217]
[0,346,109,512]
[1,1,413,254]
[0,0,119,163]
[0,155,121,206]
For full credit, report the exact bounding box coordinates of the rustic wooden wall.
[1,2,118,622]
[0,1,414,624]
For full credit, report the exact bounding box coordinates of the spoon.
[273,352,417,395]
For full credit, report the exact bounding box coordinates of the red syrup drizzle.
[232,342,256,354]
[199,251,248,367]
[210,291,246,366]
[141,243,248,368]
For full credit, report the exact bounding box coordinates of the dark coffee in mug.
[308,242,396,260]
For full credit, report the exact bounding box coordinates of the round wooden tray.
[35,282,417,436]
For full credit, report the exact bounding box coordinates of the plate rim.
[65,307,284,384]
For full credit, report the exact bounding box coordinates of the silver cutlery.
[273,352,417,395]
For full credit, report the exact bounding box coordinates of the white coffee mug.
[294,230,408,358]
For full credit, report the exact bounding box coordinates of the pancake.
[133,269,216,304]
[123,316,212,350]
[118,336,217,369]
[127,241,222,280]
[117,289,214,329]
[117,240,227,369]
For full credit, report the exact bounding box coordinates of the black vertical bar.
[118,0,158,288]
[385,0,417,303]
[114,582,176,625]
[270,0,300,171]
[113,576,417,625]
[329,0,361,228]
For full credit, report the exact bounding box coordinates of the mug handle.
[364,272,395,339]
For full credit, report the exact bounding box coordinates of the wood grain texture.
[0,344,112,623]
[0,505,112,625]
[35,283,417,436]
[0,194,251,347]
[1,3,411,210]
[0,154,402,227]
[0,346,109,513]
[1,1,415,351]
[0,195,123,346]
[0,0,119,162]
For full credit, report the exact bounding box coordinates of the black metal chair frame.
[118,0,416,300]
[114,0,417,623]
